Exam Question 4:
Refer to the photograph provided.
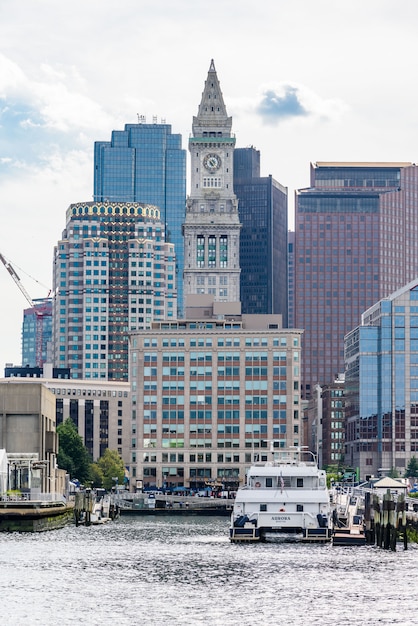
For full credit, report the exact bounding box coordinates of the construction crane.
[0,252,50,368]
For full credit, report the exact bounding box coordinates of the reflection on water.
[0,515,416,626]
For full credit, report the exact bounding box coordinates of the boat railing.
[252,446,319,467]
[251,459,318,468]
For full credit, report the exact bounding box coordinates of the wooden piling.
[373,495,382,547]
[74,490,93,526]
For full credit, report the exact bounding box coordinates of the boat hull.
[230,524,332,542]
[230,505,332,542]
[332,528,367,546]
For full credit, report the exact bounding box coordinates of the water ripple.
[0,516,417,626]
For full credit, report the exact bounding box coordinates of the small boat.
[74,489,119,526]
[230,445,332,542]
[90,491,112,524]
[331,488,366,546]
[332,513,366,546]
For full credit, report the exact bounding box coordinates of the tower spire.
[193,59,232,137]
[183,59,241,306]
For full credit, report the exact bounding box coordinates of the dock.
[116,492,233,517]
[331,481,418,549]
[0,494,74,532]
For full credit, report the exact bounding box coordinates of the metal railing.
[0,492,66,503]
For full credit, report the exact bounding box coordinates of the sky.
[1,0,418,369]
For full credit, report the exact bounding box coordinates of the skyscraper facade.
[345,279,418,480]
[52,201,177,381]
[287,231,295,329]
[183,60,241,304]
[233,147,288,322]
[22,297,52,367]
[94,121,186,315]
[295,161,418,399]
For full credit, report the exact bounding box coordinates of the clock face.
[203,153,222,172]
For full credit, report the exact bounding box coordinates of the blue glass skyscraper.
[233,147,288,322]
[345,278,418,480]
[94,122,187,315]
[22,298,52,367]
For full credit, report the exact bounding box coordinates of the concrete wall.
[0,381,57,493]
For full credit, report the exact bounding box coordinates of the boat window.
[260,504,267,512]
[297,504,304,512]
[266,477,273,488]
[297,478,304,488]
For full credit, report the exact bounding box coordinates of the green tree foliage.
[388,467,399,478]
[405,456,418,478]
[92,449,125,490]
[90,463,105,489]
[57,418,92,483]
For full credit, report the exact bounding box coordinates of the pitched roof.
[373,476,407,489]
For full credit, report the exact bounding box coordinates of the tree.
[388,467,399,479]
[57,418,92,483]
[405,456,418,478]
[90,463,105,489]
[92,449,125,491]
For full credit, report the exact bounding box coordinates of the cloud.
[0,52,117,179]
[0,54,27,96]
[258,86,308,121]
[231,81,348,127]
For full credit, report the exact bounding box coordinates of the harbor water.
[0,515,416,626]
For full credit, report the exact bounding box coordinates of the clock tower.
[183,59,241,305]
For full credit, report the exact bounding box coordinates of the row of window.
[51,388,128,397]
[138,336,293,348]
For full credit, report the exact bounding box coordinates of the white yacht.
[230,446,332,542]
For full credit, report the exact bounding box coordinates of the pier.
[115,492,233,516]
[0,493,74,532]
[331,481,418,550]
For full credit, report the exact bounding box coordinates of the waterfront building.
[22,298,52,368]
[0,380,60,494]
[295,161,418,400]
[52,201,177,381]
[129,313,302,491]
[94,120,186,315]
[344,279,418,480]
[1,372,130,468]
[233,147,288,322]
[183,59,241,305]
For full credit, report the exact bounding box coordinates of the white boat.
[331,486,366,546]
[230,446,332,542]
[90,490,112,524]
